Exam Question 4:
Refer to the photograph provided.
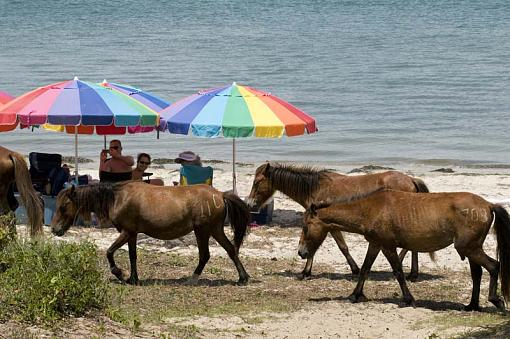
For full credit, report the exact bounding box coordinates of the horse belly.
[396,226,455,252]
[142,221,194,240]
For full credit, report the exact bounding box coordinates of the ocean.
[0,0,509,169]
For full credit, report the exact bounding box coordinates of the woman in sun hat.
[174,151,203,166]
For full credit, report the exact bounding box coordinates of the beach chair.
[28,152,62,194]
[179,165,213,186]
[99,170,133,183]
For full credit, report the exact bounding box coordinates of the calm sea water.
[0,0,509,168]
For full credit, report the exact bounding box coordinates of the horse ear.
[68,185,76,200]
[263,162,271,175]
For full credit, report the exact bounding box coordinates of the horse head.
[51,185,78,236]
[246,163,275,211]
[298,203,329,259]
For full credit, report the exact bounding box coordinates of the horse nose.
[245,197,259,211]
[298,248,309,259]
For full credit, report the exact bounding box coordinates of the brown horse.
[246,162,429,280]
[51,182,251,285]
[0,146,43,236]
[300,190,510,311]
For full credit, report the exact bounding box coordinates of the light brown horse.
[300,190,510,311]
[51,182,251,285]
[0,146,43,236]
[246,163,429,280]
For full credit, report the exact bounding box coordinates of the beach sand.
[9,159,510,338]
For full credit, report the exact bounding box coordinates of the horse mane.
[267,163,332,202]
[73,182,126,221]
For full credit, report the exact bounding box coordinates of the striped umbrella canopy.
[0,90,14,105]
[0,78,164,178]
[43,80,170,137]
[160,82,317,192]
[0,91,15,132]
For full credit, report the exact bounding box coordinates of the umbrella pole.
[74,128,79,185]
[232,138,237,195]
[104,135,107,149]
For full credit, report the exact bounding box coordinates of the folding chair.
[179,165,213,186]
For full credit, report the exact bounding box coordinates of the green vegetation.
[0,237,109,323]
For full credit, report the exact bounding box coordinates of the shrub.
[0,239,109,323]
[0,212,16,251]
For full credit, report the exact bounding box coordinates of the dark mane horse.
[0,146,43,236]
[301,190,510,311]
[51,182,251,285]
[246,162,429,280]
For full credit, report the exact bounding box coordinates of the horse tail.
[412,177,429,193]
[492,204,510,301]
[223,191,250,251]
[10,153,43,236]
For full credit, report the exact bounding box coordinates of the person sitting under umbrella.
[174,151,213,186]
[99,139,134,183]
[132,153,164,186]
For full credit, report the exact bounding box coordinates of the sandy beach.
[8,158,510,338]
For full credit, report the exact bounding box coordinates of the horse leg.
[298,257,314,280]
[107,230,130,282]
[349,242,380,303]
[188,227,211,285]
[408,251,419,282]
[381,248,415,307]
[330,228,360,275]
[398,249,419,281]
[464,259,482,311]
[126,234,139,285]
[466,249,504,311]
[211,225,250,285]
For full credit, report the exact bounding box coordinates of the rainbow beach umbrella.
[0,77,162,178]
[160,82,317,192]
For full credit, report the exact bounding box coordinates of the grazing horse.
[300,190,510,311]
[246,162,429,280]
[0,146,43,236]
[51,182,251,285]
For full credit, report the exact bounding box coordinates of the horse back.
[317,171,417,204]
[0,146,15,180]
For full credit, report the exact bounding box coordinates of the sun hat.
[174,151,201,164]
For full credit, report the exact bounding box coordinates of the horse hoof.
[111,267,124,281]
[348,293,368,303]
[464,303,481,312]
[490,298,506,311]
[297,273,311,280]
[401,298,416,308]
[406,273,418,282]
[236,278,249,286]
[126,277,139,286]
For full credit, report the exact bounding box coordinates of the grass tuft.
[0,239,109,323]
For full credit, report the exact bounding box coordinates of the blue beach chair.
[179,165,213,186]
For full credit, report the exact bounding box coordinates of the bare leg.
[107,230,130,282]
[189,227,211,284]
[466,249,504,311]
[465,258,482,311]
[349,242,380,303]
[126,234,139,285]
[330,228,360,275]
[211,225,250,284]
[382,248,415,307]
